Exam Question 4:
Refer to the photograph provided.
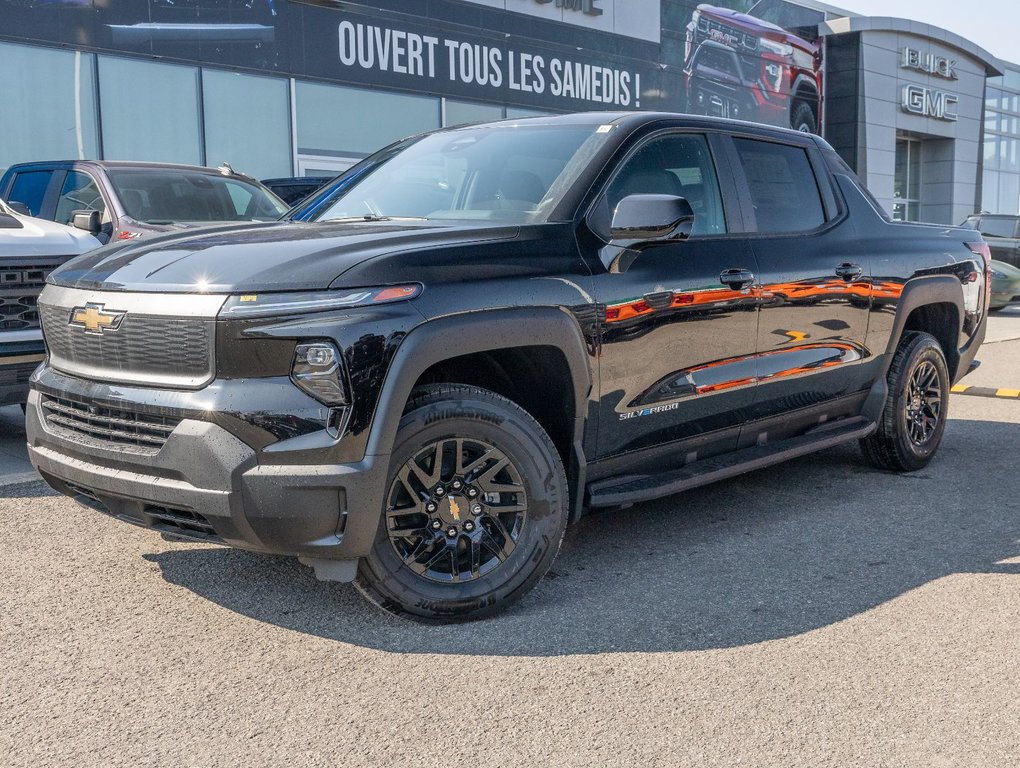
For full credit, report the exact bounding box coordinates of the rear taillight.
[966,240,992,308]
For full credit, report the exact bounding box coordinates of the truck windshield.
[310,123,612,224]
[748,0,825,39]
[107,170,289,224]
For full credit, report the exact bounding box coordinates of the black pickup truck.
[26,113,989,621]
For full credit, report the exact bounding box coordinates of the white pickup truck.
[0,198,99,406]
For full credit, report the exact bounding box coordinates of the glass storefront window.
[982,173,1000,214]
[203,70,292,180]
[1004,69,1020,92]
[506,107,553,119]
[1000,174,1020,216]
[894,137,921,222]
[98,56,202,165]
[295,81,440,158]
[0,42,98,169]
[985,137,1001,171]
[444,99,504,127]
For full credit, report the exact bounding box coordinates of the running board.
[587,417,877,508]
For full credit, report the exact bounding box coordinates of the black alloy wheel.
[385,437,528,584]
[355,384,568,622]
[860,331,950,472]
[902,360,942,447]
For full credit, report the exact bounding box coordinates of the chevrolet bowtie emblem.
[448,497,461,522]
[68,303,126,335]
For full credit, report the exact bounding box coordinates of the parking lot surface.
[2,318,1019,767]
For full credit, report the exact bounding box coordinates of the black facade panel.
[823,32,861,171]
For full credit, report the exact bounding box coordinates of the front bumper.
[26,365,388,562]
[0,336,46,406]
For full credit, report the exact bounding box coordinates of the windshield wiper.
[318,215,428,223]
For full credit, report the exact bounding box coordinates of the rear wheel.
[860,331,949,472]
[354,384,568,622]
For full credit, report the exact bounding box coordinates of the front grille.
[38,289,220,388]
[41,394,181,454]
[0,263,58,330]
[696,16,760,52]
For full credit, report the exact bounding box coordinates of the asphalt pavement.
[2,318,1019,767]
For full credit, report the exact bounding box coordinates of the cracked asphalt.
[1,314,1019,767]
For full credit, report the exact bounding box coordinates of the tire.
[860,331,950,472]
[791,101,817,133]
[354,384,569,622]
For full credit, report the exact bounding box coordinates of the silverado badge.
[68,303,126,335]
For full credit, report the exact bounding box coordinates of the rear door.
[728,134,873,438]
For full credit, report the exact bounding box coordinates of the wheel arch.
[365,307,593,521]
[862,275,964,421]
[791,74,819,104]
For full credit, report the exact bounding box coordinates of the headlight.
[292,340,348,406]
[219,284,422,318]
[760,39,793,57]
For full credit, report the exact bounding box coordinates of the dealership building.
[1,0,1018,224]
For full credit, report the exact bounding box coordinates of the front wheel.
[354,384,568,622]
[860,331,949,472]
[791,101,817,133]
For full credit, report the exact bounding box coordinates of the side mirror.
[0,213,22,230]
[71,209,102,234]
[7,201,31,216]
[600,194,695,274]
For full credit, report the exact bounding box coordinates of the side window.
[977,218,1017,239]
[55,171,107,225]
[8,171,53,217]
[733,138,826,234]
[606,133,727,236]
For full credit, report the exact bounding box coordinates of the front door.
[585,131,760,471]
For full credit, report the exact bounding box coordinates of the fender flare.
[862,275,964,420]
[364,307,593,519]
[790,74,819,102]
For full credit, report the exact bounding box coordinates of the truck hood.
[697,5,818,50]
[48,220,520,293]
[0,212,101,258]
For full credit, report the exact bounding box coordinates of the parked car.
[0,161,288,244]
[961,214,1020,268]
[26,113,988,621]
[0,198,99,406]
[989,259,1020,311]
[261,176,333,206]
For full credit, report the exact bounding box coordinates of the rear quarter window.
[733,138,826,234]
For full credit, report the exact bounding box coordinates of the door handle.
[835,262,863,281]
[719,268,755,289]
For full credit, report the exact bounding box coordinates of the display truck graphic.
[684,0,825,134]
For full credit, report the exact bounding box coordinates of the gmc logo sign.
[901,84,959,121]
